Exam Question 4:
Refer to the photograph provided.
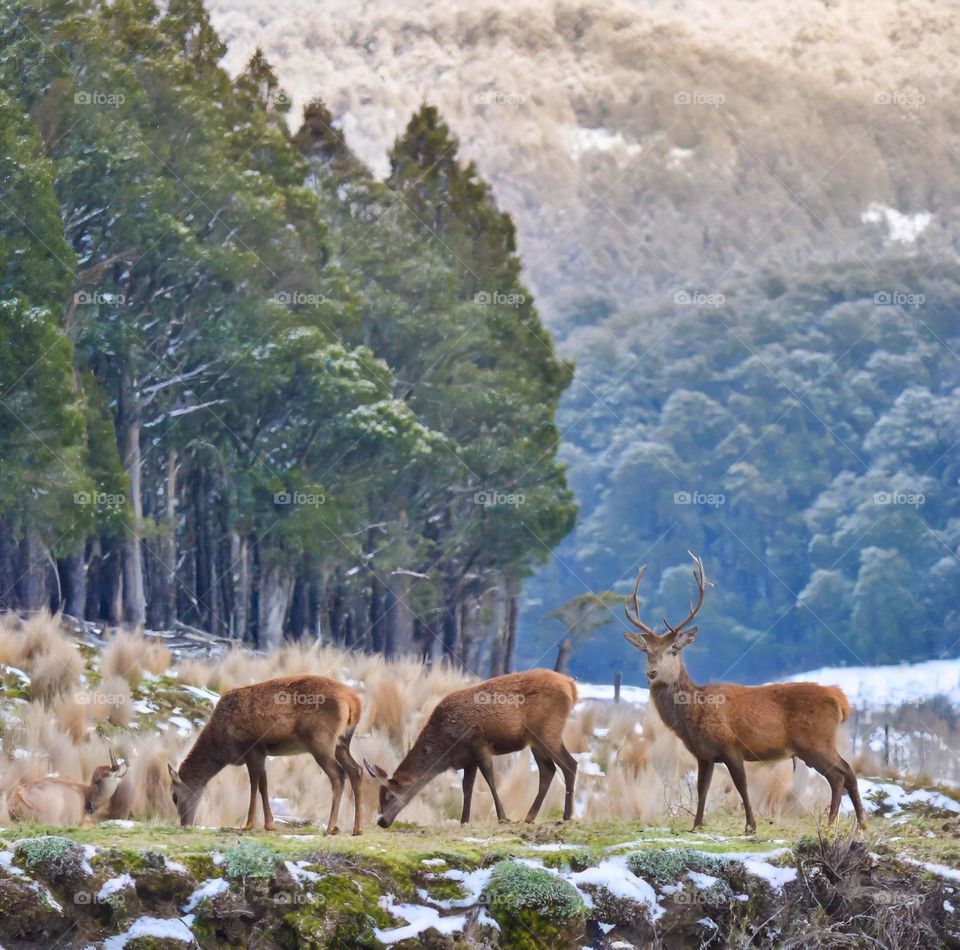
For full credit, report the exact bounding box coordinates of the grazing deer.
[364,670,578,827]
[8,748,128,825]
[622,552,866,833]
[167,675,363,835]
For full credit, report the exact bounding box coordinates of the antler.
[624,565,658,636]
[108,746,120,771]
[663,551,707,634]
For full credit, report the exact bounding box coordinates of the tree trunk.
[258,565,293,649]
[59,546,86,618]
[502,576,519,673]
[441,575,460,665]
[17,531,49,611]
[160,448,178,628]
[118,372,146,626]
[369,573,385,653]
[0,517,17,611]
[230,531,249,641]
[554,637,572,674]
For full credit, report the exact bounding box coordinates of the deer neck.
[393,733,450,796]
[179,727,225,790]
[651,664,702,745]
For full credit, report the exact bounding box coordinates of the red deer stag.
[167,675,363,835]
[364,670,578,827]
[8,748,128,825]
[622,552,865,833]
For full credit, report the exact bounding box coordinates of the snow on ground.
[104,915,196,948]
[842,780,960,815]
[183,878,229,912]
[97,874,135,900]
[903,858,960,883]
[785,657,960,710]
[575,682,649,705]
[375,895,467,944]
[568,855,662,919]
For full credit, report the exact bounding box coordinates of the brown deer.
[167,675,363,835]
[622,552,866,833]
[8,748,128,825]
[364,670,578,827]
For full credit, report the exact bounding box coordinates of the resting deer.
[365,670,578,827]
[8,748,128,825]
[167,675,363,835]
[622,552,866,833]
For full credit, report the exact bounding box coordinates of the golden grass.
[0,610,888,831]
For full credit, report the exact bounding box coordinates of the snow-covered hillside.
[786,657,960,711]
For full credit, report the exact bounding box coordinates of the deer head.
[623,551,706,685]
[88,747,128,813]
[363,759,409,828]
[167,762,203,826]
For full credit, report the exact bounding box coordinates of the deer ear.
[624,631,650,653]
[363,759,389,783]
[167,763,180,783]
[670,626,698,652]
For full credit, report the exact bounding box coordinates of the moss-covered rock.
[483,860,586,949]
[222,839,277,880]
[13,834,89,886]
[280,872,391,949]
[626,847,722,887]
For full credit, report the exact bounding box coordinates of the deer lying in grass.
[8,748,128,825]
[365,669,578,827]
[167,675,363,835]
[622,552,866,833]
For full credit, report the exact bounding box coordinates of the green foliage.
[13,835,86,880]
[222,840,277,880]
[485,859,586,920]
[627,848,722,886]
[526,258,960,679]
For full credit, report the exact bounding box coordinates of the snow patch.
[104,916,196,948]
[375,894,466,943]
[183,877,229,912]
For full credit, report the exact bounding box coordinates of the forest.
[0,0,574,674]
[3,0,959,685]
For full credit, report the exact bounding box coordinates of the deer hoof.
[264,823,276,832]
[745,825,757,835]
[325,826,340,836]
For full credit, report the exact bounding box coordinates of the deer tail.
[826,686,852,723]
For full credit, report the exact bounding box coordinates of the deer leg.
[840,757,867,830]
[723,756,756,834]
[693,759,714,830]
[460,764,478,824]
[556,741,578,821]
[312,751,346,835]
[476,753,509,822]
[258,767,276,831]
[243,759,260,831]
[524,750,556,823]
[335,734,364,836]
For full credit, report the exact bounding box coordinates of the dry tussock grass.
[0,611,868,829]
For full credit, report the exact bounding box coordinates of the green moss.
[280,872,390,949]
[13,835,87,882]
[484,859,586,948]
[627,847,723,887]
[222,840,277,880]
